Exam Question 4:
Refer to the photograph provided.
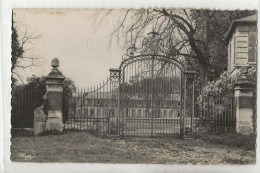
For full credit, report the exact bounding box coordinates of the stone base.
[237,123,254,135]
[34,121,46,136]
[234,82,255,135]
[46,118,64,132]
[33,105,47,136]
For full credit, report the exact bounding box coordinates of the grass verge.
[11,131,256,164]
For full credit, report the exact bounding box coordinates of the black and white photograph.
[1,0,259,172]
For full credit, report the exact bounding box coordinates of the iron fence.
[12,83,73,129]
[65,59,203,138]
[64,76,119,135]
[11,84,45,128]
[196,91,236,133]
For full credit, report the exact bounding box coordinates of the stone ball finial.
[241,66,248,74]
[51,58,59,68]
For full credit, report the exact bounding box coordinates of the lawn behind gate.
[11,131,256,164]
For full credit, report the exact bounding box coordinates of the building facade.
[76,92,181,119]
[225,15,257,73]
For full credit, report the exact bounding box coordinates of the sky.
[13,9,128,88]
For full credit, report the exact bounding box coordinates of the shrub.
[197,67,256,119]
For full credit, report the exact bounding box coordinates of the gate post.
[109,68,121,136]
[45,58,65,132]
[182,71,198,139]
[234,67,256,135]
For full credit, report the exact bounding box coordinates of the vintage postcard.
[1,0,259,172]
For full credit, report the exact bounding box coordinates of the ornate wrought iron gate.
[118,56,184,137]
[67,32,199,138]
[67,56,198,138]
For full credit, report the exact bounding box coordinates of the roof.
[224,14,257,41]
[234,14,257,22]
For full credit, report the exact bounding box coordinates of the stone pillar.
[109,68,121,135]
[234,66,256,135]
[182,70,198,139]
[45,58,65,132]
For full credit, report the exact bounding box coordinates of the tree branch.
[13,71,24,84]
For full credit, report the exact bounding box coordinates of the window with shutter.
[138,109,141,116]
[97,109,101,115]
[90,109,94,116]
[248,32,257,63]
[132,109,136,117]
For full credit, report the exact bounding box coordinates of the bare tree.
[12,11,43,85]
[108,9,201,67]
[102,9,256,80]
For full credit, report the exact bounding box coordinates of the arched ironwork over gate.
[111,41,199,138]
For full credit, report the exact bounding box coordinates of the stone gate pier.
[234,67,256,135]
[34,58,65,135]
[45,58,65,132]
